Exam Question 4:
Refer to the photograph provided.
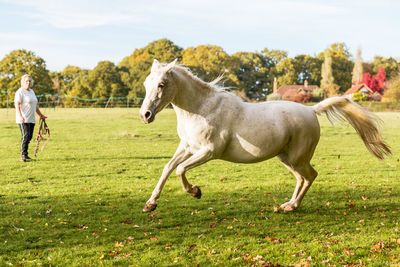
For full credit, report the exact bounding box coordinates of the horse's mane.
[172,64,231,93]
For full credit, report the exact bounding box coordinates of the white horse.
[139,59,391,213]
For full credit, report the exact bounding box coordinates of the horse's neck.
[171,70,214,115]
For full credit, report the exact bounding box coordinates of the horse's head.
[139,59,178,124]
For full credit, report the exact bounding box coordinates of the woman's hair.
[20,74,34,86]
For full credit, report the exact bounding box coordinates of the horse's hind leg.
[280,163,304,209]
[278,156,318,212]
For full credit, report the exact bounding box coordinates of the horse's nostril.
[145,111,152,120]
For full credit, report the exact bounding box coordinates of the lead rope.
[34,118,50,157]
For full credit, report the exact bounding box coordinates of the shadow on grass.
[39,156,172,162]
[0,185,398,258]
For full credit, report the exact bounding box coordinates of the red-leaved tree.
[361,73,371,87]
[360,68,386,94]
[374,67,386,93]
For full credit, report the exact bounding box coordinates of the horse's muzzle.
[139,109,155,124]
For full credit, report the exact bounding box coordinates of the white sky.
[1,0,399,71]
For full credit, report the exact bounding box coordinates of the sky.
[0,0,399,72]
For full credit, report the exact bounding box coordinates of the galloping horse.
[139,59,391,213]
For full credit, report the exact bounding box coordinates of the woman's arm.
[15,101,25,123]
[36,105,47,120]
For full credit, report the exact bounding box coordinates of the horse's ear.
[151,59,160,72]
[166,59,178,73]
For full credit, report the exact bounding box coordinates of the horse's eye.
[159,83,165,88]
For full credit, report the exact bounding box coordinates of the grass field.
[0,107,399,266]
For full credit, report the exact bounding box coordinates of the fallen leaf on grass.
[265,236,280,244]
[209,223,216,228]
[150,237,158,241]
[344,248,354,256]
[114,242,124,248]
[371,241,385,253]
[253,255,263,261]
[108,250,121,256]
[207,250,216,255]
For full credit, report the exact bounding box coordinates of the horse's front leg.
[143,144,191,212]
[175,147,214,200]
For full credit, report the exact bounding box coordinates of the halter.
[34,118,50,157]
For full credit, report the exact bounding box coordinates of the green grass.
[0,108,399,266]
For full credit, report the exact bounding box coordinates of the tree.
[352,47,363,85]
[318,43,353,93]
[261,48,289,92]
[375,67,386,92]
[56,66,91,107]
[372,56,399,80]
[181,45,238,88]
[0,49,53,106]
[275,57,297,86]
[292,55,323,86]
[321,49,340,97]
[361,68,386,94]
[231,52,269,98]
[59,66,90,96]
[382,74,400,102]
[361,72,372,87]
[89,61,128,99]
[119,39,182,100]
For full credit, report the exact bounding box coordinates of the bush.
[293,93,313,103]
[352,91,369,102]
[382,74,400,102]
[267,93,282,101]
[312,88,325,101]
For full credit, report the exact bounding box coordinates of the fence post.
[105,97,111,108]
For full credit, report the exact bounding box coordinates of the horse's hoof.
[280,202,297,213]
[143,202,157,212]
[191,186,202,199]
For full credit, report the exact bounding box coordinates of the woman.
[14,74,47,162]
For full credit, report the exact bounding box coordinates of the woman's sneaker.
[20,155,32,162]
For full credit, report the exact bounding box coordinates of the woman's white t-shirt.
[14,87,38,123]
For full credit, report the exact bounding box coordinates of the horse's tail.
[313,96,391,159]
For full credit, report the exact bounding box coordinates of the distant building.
[276,80,319,101]
[344,83,382,101]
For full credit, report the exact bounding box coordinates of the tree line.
[1,38,400,107]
